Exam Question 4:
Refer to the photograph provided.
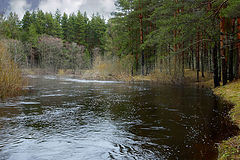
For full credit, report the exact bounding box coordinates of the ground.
[214,80,240,160]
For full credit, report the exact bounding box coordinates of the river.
[0,75,237,160]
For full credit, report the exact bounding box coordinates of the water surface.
[0,76,237,160]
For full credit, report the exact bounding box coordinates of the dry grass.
[81,57,215,87]
[57,69,66,76]
[0,42,25,99]
[183,69,214,88]
[81,56,134,81]
[214,80,240,160]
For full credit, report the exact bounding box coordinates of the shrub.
[0,42,25,99]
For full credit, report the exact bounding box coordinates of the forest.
[0,0,239,87]
[0,0,240,159]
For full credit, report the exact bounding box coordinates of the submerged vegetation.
[0,42,25,99]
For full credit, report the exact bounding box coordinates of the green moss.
[218,136,240,160]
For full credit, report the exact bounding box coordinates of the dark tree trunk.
[196,33,200,82]
[237,18,240,78]
[131,66,134,76]
[141,50,145,75]
[222,57,227,85]
[201,47,205,78]
[139,8,144,76]
[229,19,235,82]
[220,17,227,85]
[209,48,212,72]
[205,44,209,72]
[188,52,191,69]
[136,51,139,74]
[191,47,194,70]
[229,45,234,82]
[182,43,184,78]
[168,45,171,75]
[213,43,220,87]
[218,53,222,82]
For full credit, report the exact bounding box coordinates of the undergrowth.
[82,56,214,86]
[0,42,25,99]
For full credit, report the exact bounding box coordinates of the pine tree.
[75,11,87,45]
[61,13,69,41]
[22,11,32,32]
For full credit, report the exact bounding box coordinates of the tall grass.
[0,42,25,99]
[81,55,135,81]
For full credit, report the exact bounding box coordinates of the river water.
[0,76,237,160]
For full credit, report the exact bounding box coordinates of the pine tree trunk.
[205,43,209,72]
[182,51,184,78]
[139,9,144,76]
[141,50,144,75]
[191,46,194,70]
[208,49,213,73]
[229,18,235,82]
[201,44,205,78]
[174,32,177,76]
[200,33,205,78]
[168,45,171,75]
[136,47,139,73]
[188,52,191,69]
[213,43,220,87]
[237,18,240,78]
[220,17,227,85]
[196,33,200,82]
[218,51,222,82]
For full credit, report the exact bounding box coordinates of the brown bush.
[0,42,25,99]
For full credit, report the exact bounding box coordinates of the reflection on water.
[0,76,238,160]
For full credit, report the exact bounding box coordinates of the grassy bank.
[24,67,214,86]
[214,80,240,160]
[0,42,25,99]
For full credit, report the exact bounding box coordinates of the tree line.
[0,10,106,72]
[0,1,240,87]
[106,0,240,87]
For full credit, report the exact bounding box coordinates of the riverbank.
[213,80,240,160]
[23,68,214,88]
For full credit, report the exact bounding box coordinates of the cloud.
[8,0,31,19]
[7,0,116,20]
[102,0,115,11]
[38,0,115,19]
[38,0,86,15]
[78,0,115,19]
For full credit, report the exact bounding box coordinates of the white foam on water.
[19,102,41,105]
[43,75,58,80]
[26,75,39,79]
[40,94,65,97]
[28,74,123,84]
[60,78,123,84]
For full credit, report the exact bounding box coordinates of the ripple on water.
[0,76,238,160]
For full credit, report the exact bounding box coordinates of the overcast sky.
[2,0,116,19]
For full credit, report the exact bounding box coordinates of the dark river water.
[0,76,237,160]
